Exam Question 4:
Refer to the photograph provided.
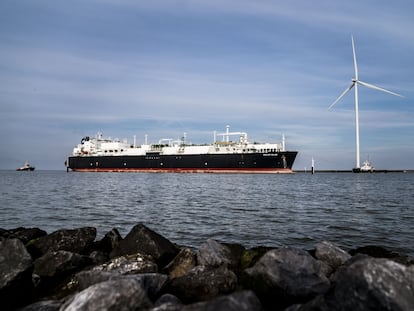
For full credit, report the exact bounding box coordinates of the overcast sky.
[1,0,413,170]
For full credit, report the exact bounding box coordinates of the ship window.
[115,150,118,153]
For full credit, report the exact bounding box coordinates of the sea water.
[1,171,413,256]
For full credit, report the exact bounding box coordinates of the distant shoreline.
[2,169,414,173]
[294,169,414,173]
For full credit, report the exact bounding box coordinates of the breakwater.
[1,224,413,310]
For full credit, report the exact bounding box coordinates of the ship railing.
[214,141,237,146]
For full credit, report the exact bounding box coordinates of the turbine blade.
[357,80,404,98]
[328,83,355,110]
[352,36,358,80]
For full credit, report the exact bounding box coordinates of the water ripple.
[0,171,413,255]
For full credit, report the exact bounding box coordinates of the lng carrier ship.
[66,126,297,173]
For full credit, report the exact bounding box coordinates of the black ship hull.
[67,151,297,173]
[16,167,35,171]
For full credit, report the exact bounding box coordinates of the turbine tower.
[329,36,403,172]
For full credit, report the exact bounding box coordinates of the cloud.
[0,0,413,169]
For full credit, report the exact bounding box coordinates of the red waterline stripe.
[70,167,294,174]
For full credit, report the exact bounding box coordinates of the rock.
[34,250,91,279]
[18,299,62,311]
[315,241,351,272]
[166,265,237,303]
[60,278,153,311]
[180,290,262,311]
[72,271,168,300]
[349,245,400,258]
[3,223,413,311]
[64,270,116,294]
[88,250,109,265]
[163,248,196,279]
[349,245,414,266]
[283,295,330,311]
[240,246,273,270]
[33,250,92,299]
[27,227,96,258]
[152,293,183,310]
[93,253,158,274]
[0,238,34,309]
[323,257,414,311]
[1,227,47,244]
[94,228,123,254]
[110,224,179,268]
[197,239,244,273]
[132,273,170,301]
[242,247,330,310]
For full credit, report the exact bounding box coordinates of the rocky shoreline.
[1,224,413,311]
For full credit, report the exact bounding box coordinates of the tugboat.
[352,159,374,173]
[16,162,35,171]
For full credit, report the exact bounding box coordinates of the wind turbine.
[329,36,404,172]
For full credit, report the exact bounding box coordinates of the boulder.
[240,246,274,270]
[34,250,91,279]
[0,238,34,309]
[60,278,153,311]
[242,247,330,310]
[349,245,400,258]
[180,290,262,311]
[163,248,196,279]
[314,241,351,272]
[93,253,158,274]
[33,250,92,299]
[27,227,96,258]
[72,271,168,301]
[110,224,179,268]
[88,250,109,265]
[166,265,237,303]
[18,299,62,311]
[63,270,116,294]
[323,257,414,311]
[94,228,123,254]
[349,245,414,266]
[293,256,414,311]
[1,227,47,244]
[196,239,244,273]
[154,293,183,308]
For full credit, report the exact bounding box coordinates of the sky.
[1,0,413,170]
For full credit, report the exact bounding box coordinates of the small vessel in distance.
[16,162,35,171]
[353,159,375,173]
[66,126,298,173]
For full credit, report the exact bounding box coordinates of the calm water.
[1,171,413,256]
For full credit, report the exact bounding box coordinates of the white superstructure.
[72,126,284,157]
